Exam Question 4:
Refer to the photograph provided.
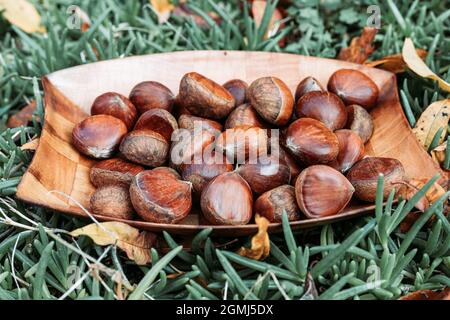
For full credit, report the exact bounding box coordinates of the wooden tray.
[16,51,441,236]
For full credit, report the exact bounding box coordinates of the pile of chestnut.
[72,68,406,225]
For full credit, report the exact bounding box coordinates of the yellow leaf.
[412,99,450,150]
[0,0,45,33]
[365,49,427,74]
[403,38,450,92]
[70,222,157,265]
[150,0,174,24]
[237,214,270,260]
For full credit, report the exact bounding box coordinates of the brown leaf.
[400,287,449,300]
[20,138,40,151]
[365,49,427,74]
[251,0,284,41]
[172,3,220,28]
[338,27,378,64]
[300,273,318,300]
[6,100,38,128]
[431,141,447,167]
[70,222,158,265]
[150,0,174,24]
[237,214,270,260]
[0,0,46,33]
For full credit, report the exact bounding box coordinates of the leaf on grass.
[6,100,38,128]
[365,49,427,74]
[0,0,45,33]
[251,0,284,41]
[70,222,158,265]
[300,273,318,300]
[403,38,450,92]
[20,138,39,151]
[431,141,447,167]
[399,288,449,300]
[337,27,377,64]
[150,0,175,24]
[412,99,450,150]
[172,3,221,28]
[237,214,270,260]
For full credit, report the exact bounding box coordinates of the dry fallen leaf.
[403,38,450,92]
[0,0,45,33]
[399,287,449,300]
[431,141,447,166]
[172,3,221,28]
[412,99,450,150]
[338,27,378,64]
[150,0,174,24]
[237,214,270,260]
[365,49,427,74]
[6,100,38,128]
[70,222,158,265]
[251,0,284,41]
[20,138,40,151]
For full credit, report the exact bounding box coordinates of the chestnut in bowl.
[224,103,267,129]
[254,185,301,222]
[346,104,374,143]
[90,185,134,220]
[294,76,324,102]
[178,114,223,136]
[90,158,144,187]
[91,92,138,130]
[223,79,248,107]
[129,81,175,114]
[329,129,365,173]
[134,108,178,142]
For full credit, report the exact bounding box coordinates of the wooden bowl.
[16,51,441,236]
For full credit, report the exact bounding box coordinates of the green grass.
[0,0,449,300]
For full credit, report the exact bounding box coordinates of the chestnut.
[91,92,138,130]
[178,72,235,120]
[90,185,134,220]
[151,166,181,180]
[295,91,347,131]
[181,152,233,196]
[285,118,339,165]
[224,103,267,129]
[200,172,253,225]
[329,129,365,173]
[129,81,175,114]
[276,147,302,183]
[134,108,178,142]
[119,129,169,167]
[223,79,248,107]
[72,115,127,159]
[130,169,192,224]
[294,76,324,102]
[215,126,268,163]
[237,155,291,195]
[254,185,301,222]
[327,69,379,110]
[295,165,354,218]
[346,104,374,143]
[347,157,405,202]
[248,76,294,126]
[178,114,223,136]
[90,158,144,187]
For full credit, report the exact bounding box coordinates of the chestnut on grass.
[91,92,138,130]
[328,69,379,109]
[346,104,374,143]
[119,129,169,167]
[134,108,178,142]
[130,169,192,224]
[248,76,294,126]
[224,103,267,129]
[200,172,253,225]
[294,76,324,102]
[90,185,134,220]
[178,114,223,136]
[129,81,175,114]
[72,115,127,159]
[329,129,365,173]
[347,157,405,202]
[223,79,248,107]
[295,91,347,131]
[254,185,301,222]
[90,158,144,187]
[285,118,339,165]
[295,165,355,218]
[179,72,235,120]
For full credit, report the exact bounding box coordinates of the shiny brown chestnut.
[347,157,405,202]
[130,169,192,224]
[275,147,302,184]
[285,118,339,165]
[151,166,181,180]
[90,185,134,220]
[254,185,301,222]
[72,115,127,159]
[178,114,223,136]
[91,92,138,130]
[248,76,294,126]
[329,129,365,173]
[237,155,291,195]
[294,76,325,102]
[90,158,144,187]
[328,69,379,109]
[295,165,354,218]
[119,129,169,167]
[129,81,175,114]
[134,108,178,142]
[200,172,253,225]
[179,72,235,120]
[346,104,374,143]
[223,79,248,107]
[295,91,347,131]
[224,103,267,129]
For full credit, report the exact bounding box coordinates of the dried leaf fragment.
[70,222,158,265]
[338,27,378,64]
[431,141,447,167]
[251,0,284,40]
[237,214,270,260]
[6,100,38,128]
[172,3,221,27]
[365,49,427,74]
[150,0,174,24]
[20,138,40,151]
[0,0,45,33]
[400,288,449,300]
[403,38,450,92]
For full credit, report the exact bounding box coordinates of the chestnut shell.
[90,158,144,187]
[90,185,135,220]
